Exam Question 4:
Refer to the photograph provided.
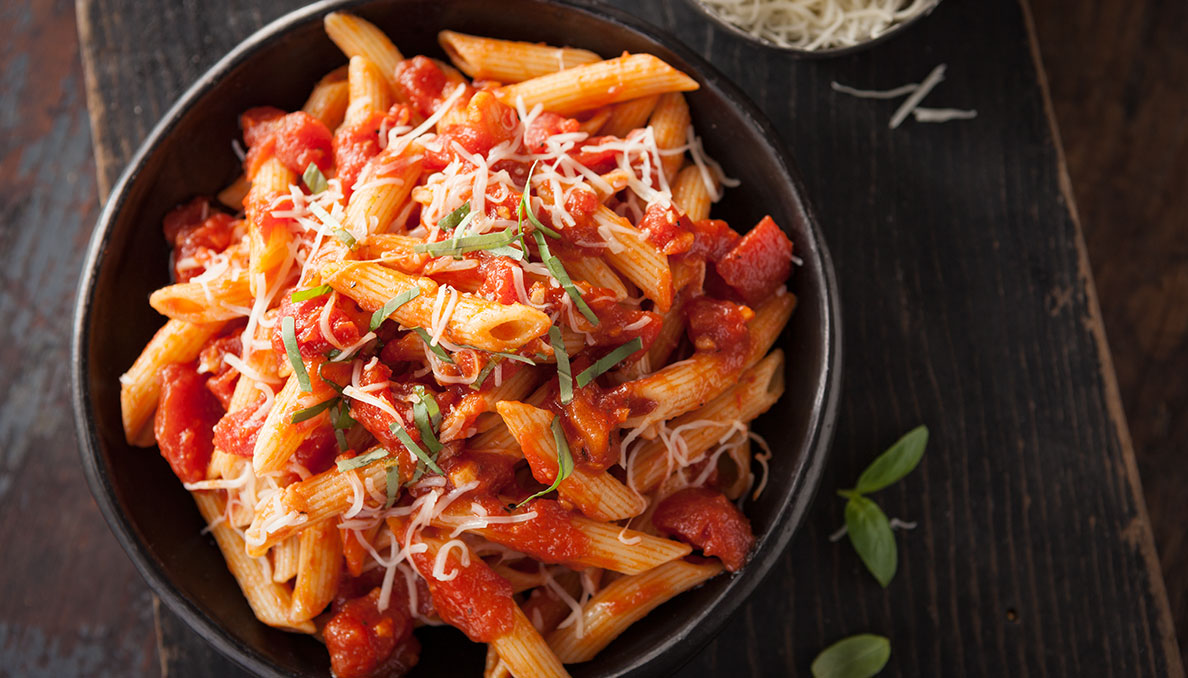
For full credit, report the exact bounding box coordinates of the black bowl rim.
[70,0,843,676]
[681,0,942,58]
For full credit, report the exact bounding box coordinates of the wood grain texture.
[0,0,157,675]
[71,0,1184,677]
[1029,0,1188,659]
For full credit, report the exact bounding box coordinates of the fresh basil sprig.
[811,634,891,678]
[839,425,928,587]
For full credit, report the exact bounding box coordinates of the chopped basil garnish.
[470,357,501,391]
[291,284,333,302]
[518,161,561,239]
[413,229,522,257]
[575,337,643,388]
[308,203,356,249]
[385,466,400,508]
[549,327,573,405]
[390,422,443,475]
[532,230,598,325]
[516,416,575,507]
[437,202,471,231]
[370,287,422,332]
[281,316,312,392]
[302,162,328,194]
[290,396,338,424]
[336,448,389,472]
[412,397,443,454]
[411,327,454,363]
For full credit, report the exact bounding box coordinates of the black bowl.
[682,0,941,58]
[71,0,842,675]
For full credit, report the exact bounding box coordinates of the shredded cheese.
[697,0,939,51]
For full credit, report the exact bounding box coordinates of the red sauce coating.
[323,587,420,678]
[154,362,223,483]
[162,198,237,282]
[271,295,364,360]
[409,541,516,642]
[347,362,420,480]
[685,296,752,364]
[639,202,695,255]
[394,56,451,119]
[212,392,266,458]
[469,496,590,563]
[652,487,755,571]
[422,91,519,172]
[441,452,518,496]
[333,104,414,198]
[715,216,793,305]
[197,332,243,409]
[685,218,740,262]
[524,112,579,153]
[240,107,333,178]
[568,135,622,174]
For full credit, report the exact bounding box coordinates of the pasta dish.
[118,13,795,677]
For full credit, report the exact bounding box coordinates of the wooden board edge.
[76,0,120,199]
[1018,0,1185,672]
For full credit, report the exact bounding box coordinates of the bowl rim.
[70,0,843,675]
[681,0,942,58]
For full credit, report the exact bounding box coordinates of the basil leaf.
[302,162,328,194]
[853,426,929,495]
[405,461,426,487]
[290,396,338,424]
[309,203,356,250]
[412,385,441,426]
[549,326,574,405]
[519,161,561,239]
[412,398,443,454]
[811,634,891,678]
[291,284,333,302]
[575,337,643,387]
[390,423,444,475]
[845,495,897,587]
[516,416,575,507]
[385,466,400,508]
[470,357,501,391]
[317,363,345,393]
[411,327,454,363]
[533,230,598,325]
[281,316,312,392]
[336,448,389,472]
[413,229,521,257]
[370,287,422,331]
[437,202,470,231]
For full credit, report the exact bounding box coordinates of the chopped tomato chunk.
[240,107,333,179]
[323,587,420,678]
[715,216,793,305]
[154,362,223,483]
[652,487,755,571]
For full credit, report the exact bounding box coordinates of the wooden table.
[2,0,1180,675]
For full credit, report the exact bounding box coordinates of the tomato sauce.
[154,362,223,483]
[334,104,414,198]
[212,392,266,458]
[409,541,515,643]
[651,487,755,571]
[197,331,244,409]
[271,295,365,360]
[394,56,452,119]
[347,361,420,480]
[685,296,752,366]
[469,496,590,563]
[323,587,420,678]
[715,216,794,305]
[524,112,580,153]
[639,202,695,255]
[162,198,237,283]
[240,107,334,179]
[421,91,519,172]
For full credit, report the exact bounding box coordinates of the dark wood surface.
[1,0,1183,674]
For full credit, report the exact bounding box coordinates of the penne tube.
[599,94,660,137]
[438,30,600,83]
[290,520,343,622]
[119,319,224,444]
[244,448,398,557]
[439,364,539,442]
[321,261,551,352]
[648,92,690,182]
[566,517,690,575]
[493,54,698,116]
[271,536,301,583]
[628,350,784,493]
[498,401,646,521]
[245,157,296,296]
[566,256,629,301]
[620,293,794,429]
[342,152,422,233]
[251,372,338,474]
[547,559,722,662]
[302,66,350,130]
[345,55,392,126]
[490,564,548,594]
[360,233,430,272]
[324,12,403,91]
[192,490,316,633]
[491,606,571,678]
[672,163,717,222]
[596,206,672,312]
[149,270,253,324]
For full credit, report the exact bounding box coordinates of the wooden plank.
[1029,0,1188,655]
[74,0,1184,676]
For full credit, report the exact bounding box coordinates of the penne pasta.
[290,520,343,622]
[599,94,660,137]
[648,92,691,182]
[439,30,600,83]
[493,54,699,116]
[324,12,403,91]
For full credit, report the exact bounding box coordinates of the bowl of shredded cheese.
[686,0,941,55]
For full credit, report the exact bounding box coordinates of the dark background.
[0,0,1184,674]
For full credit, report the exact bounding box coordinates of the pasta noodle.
[123,14,798,676]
